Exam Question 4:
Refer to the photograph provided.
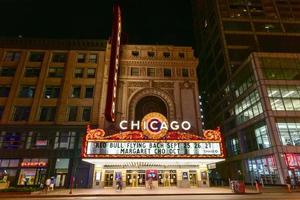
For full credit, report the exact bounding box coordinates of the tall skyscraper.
[193,0,300,185]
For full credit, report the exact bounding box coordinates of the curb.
[0,192,260,198]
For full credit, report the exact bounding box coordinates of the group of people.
[285,175,298,193]
[44,177,55,193]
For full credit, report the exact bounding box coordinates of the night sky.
[0,0,194,46]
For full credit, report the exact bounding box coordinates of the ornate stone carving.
[127,88,137,98]
[153,82,174,88]
[180,81,195,89]
[127,81,150,88]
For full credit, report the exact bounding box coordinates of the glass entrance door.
[189,172,198,187]
[104,172,114,187]
[137,173,146,186]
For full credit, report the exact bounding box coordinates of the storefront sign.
[21,162,47,167]
[87,141,221,156]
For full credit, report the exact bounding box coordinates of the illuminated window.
[77,53,86,63]
[48,67,64,78]
[268,86,300,111]
[18,86,35,98]
[54,132,76,149]
[74,68,84,78]
[276,119,300,146]
[87,68,96,78]
[88,54,97,63]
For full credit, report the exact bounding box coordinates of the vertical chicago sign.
[105,3,122,122]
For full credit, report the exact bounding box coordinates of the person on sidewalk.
[286,176,292,193]
[45,178,51,193]
[255,179,262,193]
[50,177,55,191]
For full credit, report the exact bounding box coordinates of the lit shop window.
[285,154,300,169]
[234,90,263,124]
[245,155,280,185]
[268,86,300,111]
[18,158,47,186]
[276,120,300,146]
[54,131,76,149]
[29,52,44,62]
[4,51,20,61]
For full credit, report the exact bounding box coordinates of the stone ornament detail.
[153,82,174,88]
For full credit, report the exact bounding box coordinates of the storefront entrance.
[126,170,145,187]
[288,169,300,186]
[189,171,198,187]
[104,171,114,187]
[55,169,68,187]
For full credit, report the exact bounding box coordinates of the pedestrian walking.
[255,179,262,193]
[286,176,292,192]
[50,177,55,191]
[45,178,51,193]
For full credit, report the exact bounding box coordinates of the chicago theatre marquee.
[80,4,225,189]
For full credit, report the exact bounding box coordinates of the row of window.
[0,85,94,99]
[3,51,98,64]
[276,120,300,146]
[130,67,190,77]
[0,131,78,150]
[268,86,300,111]
[131,51,186,59]
[0,106,91,122]
[0,66,96,79]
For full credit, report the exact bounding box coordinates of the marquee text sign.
[87,141,221,156]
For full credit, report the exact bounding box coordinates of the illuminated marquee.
[81,112,225,159]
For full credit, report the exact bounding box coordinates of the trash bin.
[230,180,245,194]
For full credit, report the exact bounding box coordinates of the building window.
[24,67,40,77]
[163,52,170,58]
[245,155,280,184]
[44,86,60,98]
[48,67,64,78]
[164,68,172,77]
[52,53,67,63]
[54,131,76,149]
[179,52,185,58]
[0,67,16,77]
[226,136,240,156]
[0,86,10,97]
[276,119,300,146]
[18,86,35,98]
[0,132,25,149]
[131,68,139,76]
[82,107,91,121]
[255,125,271,149]
[87,68,96,78]
[268,86,300,111]
[13,106,31,121]
[85,86,94,98]
[74,68,84,78]
[147,51,155,58]
[39,107,56,121]
[182,68,189,77]
[29,52,44,62]
[67,106,78,121]
[71,86,81,98]
[88,54,97,63]
[77,53,86,63]
[235,90,263,124]
[33,132,49,149]
[4,51,21,61]
[131,51,139,57]
[147,68,155,77]
[0,106,4,120]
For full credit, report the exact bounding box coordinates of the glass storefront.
[245,155,280,184]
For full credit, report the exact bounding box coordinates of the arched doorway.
[135,96,168,121]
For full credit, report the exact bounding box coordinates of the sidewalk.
[0,187,256,198]
[1,186,299,198]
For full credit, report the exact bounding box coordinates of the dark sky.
[0,0,194,46]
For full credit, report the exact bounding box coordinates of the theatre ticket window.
[54,131,76,149]
[276,119,300,146]
[245,155,280,184]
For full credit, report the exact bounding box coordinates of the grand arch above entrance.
[128,88,176,121]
